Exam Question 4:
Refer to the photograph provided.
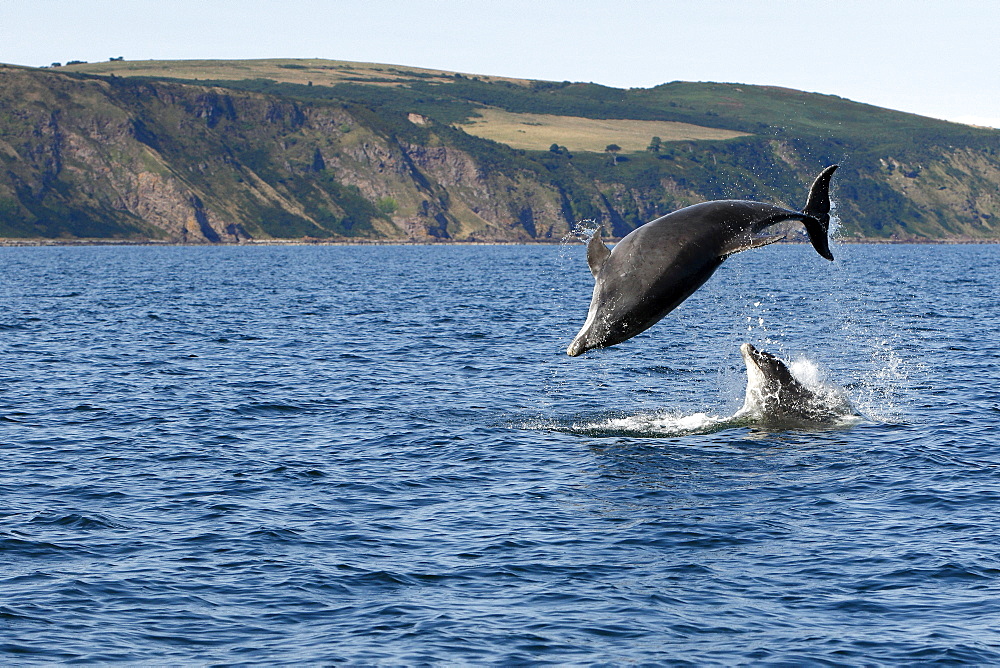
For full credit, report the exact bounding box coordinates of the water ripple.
[0,245,999,663]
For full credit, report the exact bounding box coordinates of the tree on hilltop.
[605,144,621,165]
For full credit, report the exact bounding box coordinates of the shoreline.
[2,236,1000,248]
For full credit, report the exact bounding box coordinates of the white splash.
[563,219,601,245]
[539,350,861,439]
[585,410,729,435]
[851,339,914,423]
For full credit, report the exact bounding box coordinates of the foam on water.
[575,409,730,435]
[533,350,862,438]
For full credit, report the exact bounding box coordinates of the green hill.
[0,58,997,242]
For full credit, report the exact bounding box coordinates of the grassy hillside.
[65,58,995,148]
[62,57,533,87]
[1,58,997,242]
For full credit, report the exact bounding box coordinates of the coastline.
[2,236,999,247]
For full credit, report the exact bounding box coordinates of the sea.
[1,240,999,665]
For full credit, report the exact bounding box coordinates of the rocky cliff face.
[1,66,998,242]
[0,68,578,242]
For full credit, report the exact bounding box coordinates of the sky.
[2,0,998,128]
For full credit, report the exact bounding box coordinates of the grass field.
[61,58,531,87]
[457,108,748,152]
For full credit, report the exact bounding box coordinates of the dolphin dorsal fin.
[586,229,611,277]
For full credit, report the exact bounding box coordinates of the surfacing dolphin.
[567,166,838,356]
[736,343,853,425]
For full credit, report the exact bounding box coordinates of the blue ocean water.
[1,242,999,664]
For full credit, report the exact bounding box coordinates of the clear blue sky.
[2,0,998,128]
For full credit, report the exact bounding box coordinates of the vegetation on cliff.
[1,59,997,242]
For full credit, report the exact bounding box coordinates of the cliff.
[0,67,575,242]
[1,62,998,242]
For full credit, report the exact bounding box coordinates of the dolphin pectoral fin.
[586,229,611,277]
[720,233,786,259]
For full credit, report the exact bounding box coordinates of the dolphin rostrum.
[737,343,852,424]
[567,166,838,356]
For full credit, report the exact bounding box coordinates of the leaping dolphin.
[737,343,853,424]
[567,166,838,356]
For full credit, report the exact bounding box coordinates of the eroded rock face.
[0,69,579,242]
[2,67,999,243]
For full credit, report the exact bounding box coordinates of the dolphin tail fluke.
[801,165,838,261]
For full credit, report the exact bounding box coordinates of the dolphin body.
[567,166,838,356]
[737,343,851,424]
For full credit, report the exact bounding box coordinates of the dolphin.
[737,343,851,424]
[567,166,838,356]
